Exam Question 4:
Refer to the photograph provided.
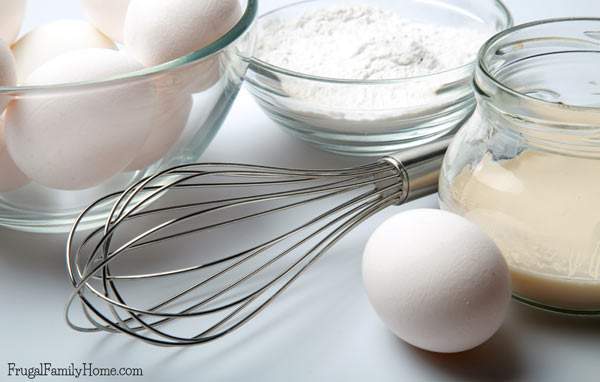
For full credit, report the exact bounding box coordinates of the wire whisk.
[65,137,451,346]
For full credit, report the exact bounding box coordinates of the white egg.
[0,41,19,192]
[126,94,192,171]
[0,40,17,112]
[11,20,116,83]
[124,0,242,67]
[362,209,511,353]
[0,0,26,44]
[81,0,130,42]
[0,117,29,192]
[5,49,157,190]
[155,56,222,105]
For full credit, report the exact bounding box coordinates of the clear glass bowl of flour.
[247,0,512,156]
[439,19,600,314]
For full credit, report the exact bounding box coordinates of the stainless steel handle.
[383,135,453,204]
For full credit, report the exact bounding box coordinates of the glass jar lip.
[477,17,600,114]
[0,0,258,94]
[249,0,513,85]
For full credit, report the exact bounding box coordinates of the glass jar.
[439,19,600,314]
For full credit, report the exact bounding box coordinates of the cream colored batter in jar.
[450,150,600,310]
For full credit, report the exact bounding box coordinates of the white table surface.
[2,1,600,381]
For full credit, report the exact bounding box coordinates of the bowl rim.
[249,0,513,84]
[0,0,258,93]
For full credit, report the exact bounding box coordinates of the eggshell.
[124,0,242,67]
[0,40,17,112]
[125,94,192,171]
[155,56,222,103]
[81,0,130,42]
[5,49,157,190]
[362,209,511,353]
[0,117,29,192]
[0,41,20,192]
[11,20,117,83]
[0,0,26,44]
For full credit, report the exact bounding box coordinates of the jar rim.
[477,17,600,122]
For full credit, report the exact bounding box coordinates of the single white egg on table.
[362,209,511,353]
[0,118,29,192]
[125,94,193,171]
[81,0,130,42]
[0,0,26,44]
[5,48,157,191]
[11,20,116,83]
[124,0,242,67]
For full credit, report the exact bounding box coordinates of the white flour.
[257,5,486,80]
[255,5,491,129]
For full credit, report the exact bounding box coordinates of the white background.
[1,1,600,381]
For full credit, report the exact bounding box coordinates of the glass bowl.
[439,18,600,315]
[246,0,512,156]
[0,0,257,233]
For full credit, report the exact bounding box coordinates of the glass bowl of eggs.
[0,0,257,233]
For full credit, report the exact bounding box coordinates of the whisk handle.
[383,136,454,204]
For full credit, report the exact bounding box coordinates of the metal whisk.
[65,137,451,347]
